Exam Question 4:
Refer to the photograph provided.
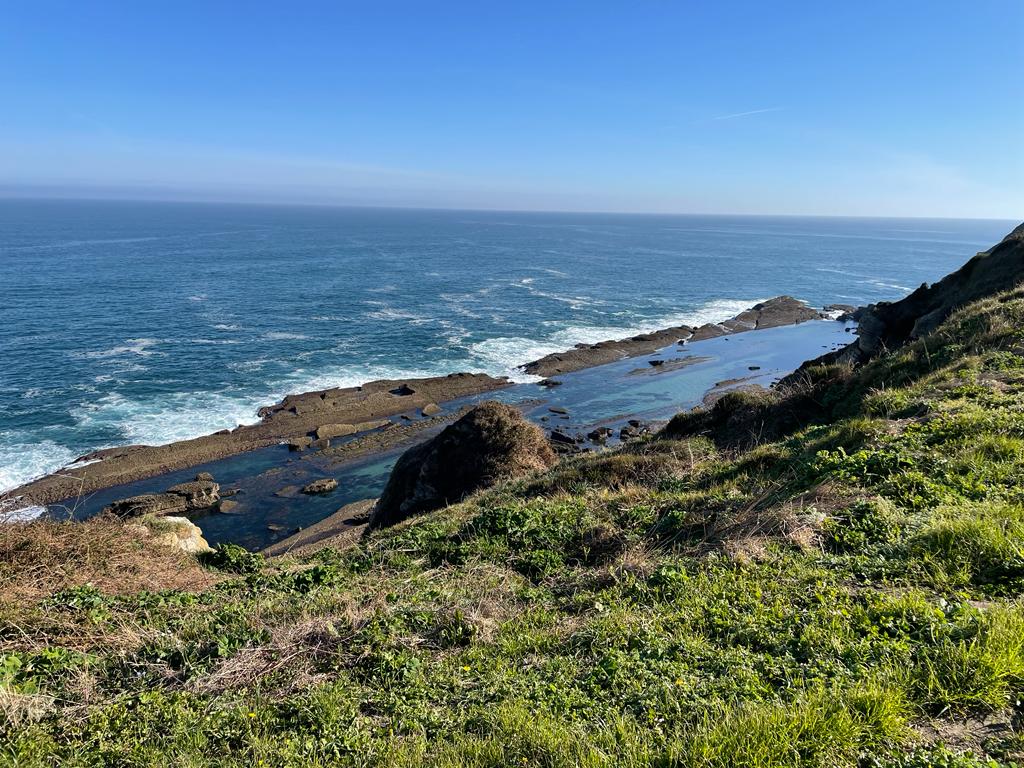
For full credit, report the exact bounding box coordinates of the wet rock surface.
[166,480,220,510]
[9,372,511,507]
[522,296,824,377]
[103,479,220,517]
[301,478,338,495]
[263,498,377,557]
[103,493,189,519]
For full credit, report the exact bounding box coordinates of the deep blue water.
[0,199,1014,493]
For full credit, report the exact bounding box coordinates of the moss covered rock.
[371,401,558,528]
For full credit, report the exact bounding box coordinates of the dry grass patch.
[0,516,219,605]
[191,615,353,695]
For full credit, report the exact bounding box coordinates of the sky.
[0,1,1021,218]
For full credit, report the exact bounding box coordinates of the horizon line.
[0,190,1017,224]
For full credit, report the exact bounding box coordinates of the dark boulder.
[549,429,576,445]
[370,401,558,528]
[619,421,653,441]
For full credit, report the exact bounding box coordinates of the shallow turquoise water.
[61,318,851,549]
[0,199,1013,492]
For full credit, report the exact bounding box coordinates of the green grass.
[4,289,1024,766]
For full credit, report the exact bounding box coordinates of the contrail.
[712,106,784,121]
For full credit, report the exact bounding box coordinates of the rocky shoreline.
[5,373,508,508]
[522,296,824,377]
[2,295,832,512]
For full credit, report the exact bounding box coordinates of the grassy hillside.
[4,287,1024,766]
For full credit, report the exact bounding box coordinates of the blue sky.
[1,1,1021,217]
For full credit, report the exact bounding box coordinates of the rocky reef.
[521,296,823,377]
[6,372,510,508]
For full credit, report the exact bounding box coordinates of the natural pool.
[56,319,854,550]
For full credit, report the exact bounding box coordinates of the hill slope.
[3,284,1024,765]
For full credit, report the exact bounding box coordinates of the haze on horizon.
[1,1,1021,220]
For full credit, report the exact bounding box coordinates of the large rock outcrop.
[103,479,220,518]
[832,222,1024,364]
[370,401,558,528]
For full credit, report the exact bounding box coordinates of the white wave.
[0,501,46,523]
[71,391,261,446]
[0,438,77,494]
[188,294,208,302]
[213,323,241,330]
[262,331,309,341]
[58,358,469,461]
[816,267,871,278]
[366,306,428,322]
[76,338,160,360]
[272,362,467,397]
[861,279,913,292]
[469,337,573,382]
[467,297,768,381]
[189,338,242,345]
[108,362,147,374]
[514,282,605,310]
[228,358,271,372]
[649,297,770,330]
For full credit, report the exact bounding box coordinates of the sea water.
[0,199,1014,492]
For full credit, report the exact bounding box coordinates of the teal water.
[58,317,853,550]
[0,199,1013,493]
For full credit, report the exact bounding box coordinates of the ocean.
[0,199,1014,493]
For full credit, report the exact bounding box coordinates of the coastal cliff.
[831,221,1024,365]
[3,225,1024,766]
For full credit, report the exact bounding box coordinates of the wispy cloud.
[712,106,784,121]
